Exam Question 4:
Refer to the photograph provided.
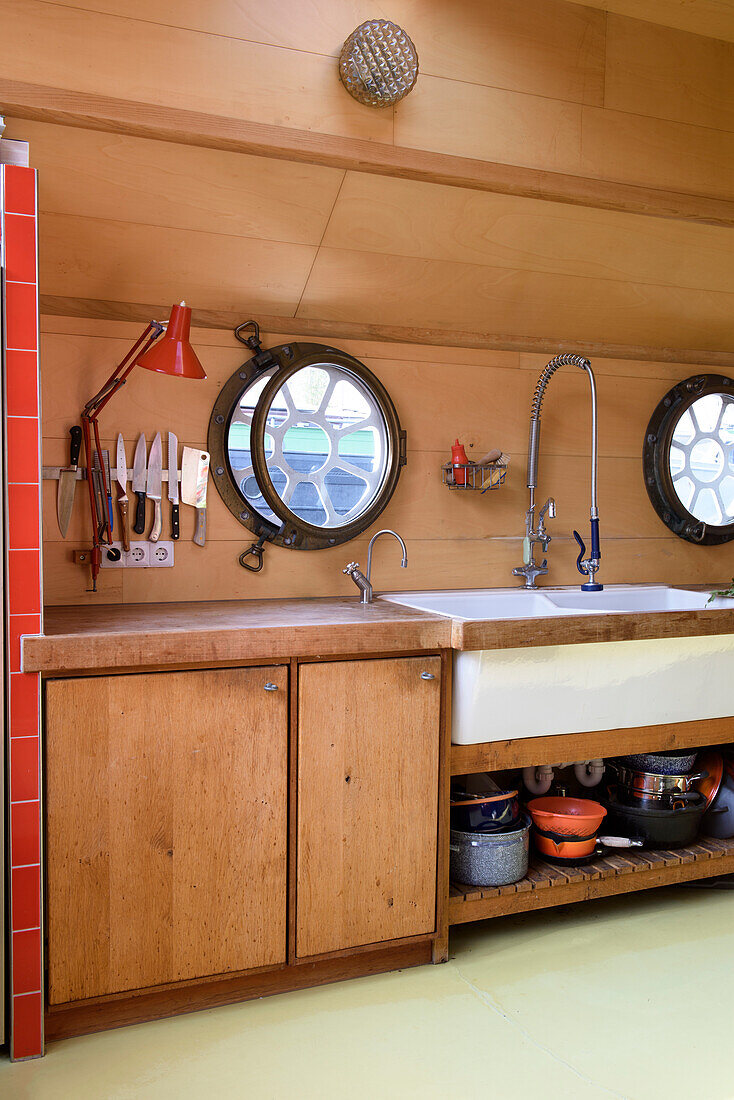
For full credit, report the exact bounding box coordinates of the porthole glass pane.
[227,367,280,524]
[670,393,734,525]
[259,363,390,529]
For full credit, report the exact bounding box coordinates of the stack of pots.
[607,750,707,847]
[526,796,642,864]
[450,777,530,886]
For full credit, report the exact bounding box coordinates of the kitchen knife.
[115,434,130,552]
[147,432,163,543]
[132,434,147,535]
[181,446,210,547]
[56,425,83,538]
[168,432,180,540]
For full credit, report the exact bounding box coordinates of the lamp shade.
[135,303,206,379]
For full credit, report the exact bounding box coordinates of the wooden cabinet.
[46,666,288,1004]
[296,656,441,958]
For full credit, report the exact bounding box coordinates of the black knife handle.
[133,491,146,535]
[69,425,83,468]
[171,502,180,540]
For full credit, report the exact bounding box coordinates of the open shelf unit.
[450,838,734,924]
[449,717,734,926]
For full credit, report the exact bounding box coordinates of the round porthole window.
[643,374,734,544]
[209,325,406,554]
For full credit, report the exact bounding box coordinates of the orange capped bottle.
[451,438,469,485]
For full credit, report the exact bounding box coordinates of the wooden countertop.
[23,598,453,674]
[22,594,734,674]
[449,605,734,650]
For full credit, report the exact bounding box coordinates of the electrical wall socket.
[100,541,175,568]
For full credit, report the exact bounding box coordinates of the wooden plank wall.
[41,315,730,605]
[3,0,731,604]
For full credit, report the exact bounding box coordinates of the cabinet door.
[46,666,288,1003]
[297,656,441,958]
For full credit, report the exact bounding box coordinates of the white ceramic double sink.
[381,585,734,744]
[381,584,722,620]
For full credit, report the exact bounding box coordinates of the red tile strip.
[3,164,44,1058]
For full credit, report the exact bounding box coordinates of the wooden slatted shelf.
[449,838,734,925]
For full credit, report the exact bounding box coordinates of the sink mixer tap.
[343,529,408,604]
[513,353,603,592]
[513,496,557,588]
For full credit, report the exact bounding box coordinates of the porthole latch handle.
[239,534,268,572]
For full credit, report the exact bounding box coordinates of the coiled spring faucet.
[513,353,603,591]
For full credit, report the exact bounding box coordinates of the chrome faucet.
[343,529,408,604]
[513,496,556,588]
[512,353,603,592]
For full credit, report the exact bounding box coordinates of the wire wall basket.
[441,459,508,493]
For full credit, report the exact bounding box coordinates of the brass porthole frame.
[642,373,734,545]
[208,338,407,551]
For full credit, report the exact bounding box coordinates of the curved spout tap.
[514,354,602,591]
[344,529,408,604]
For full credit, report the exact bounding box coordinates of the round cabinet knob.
[263,682,279,692]
[420,671,435,680]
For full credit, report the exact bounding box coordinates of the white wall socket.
[100,540,175,568]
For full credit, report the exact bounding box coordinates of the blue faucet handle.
[572,530,586,575]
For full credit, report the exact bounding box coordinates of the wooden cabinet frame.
[43,648,452,1040]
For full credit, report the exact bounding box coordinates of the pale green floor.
[3,885,733,1100]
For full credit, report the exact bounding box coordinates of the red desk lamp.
[81,302,206,589]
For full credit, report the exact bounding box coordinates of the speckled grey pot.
[450,814,530,887]
[620,750,698,775]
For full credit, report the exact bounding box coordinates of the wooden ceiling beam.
[40,295,734,369]
[3,78,734,229]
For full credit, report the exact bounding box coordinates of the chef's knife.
[132,434,147,535]
[168,432,180,540]
[181,446,210,547]
[148,432,163,543]
[57,425,82,538]
[115,434,130,552]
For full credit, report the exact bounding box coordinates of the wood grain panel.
[296,657,440,956]
[46,667,288,1003]
[6,82,734,226]
[0,0,393,143]
[297,247,734,350]
[41,530,732,608]
[323,172,734,293]
[451,716,734,775]
[605,16,734,132]
[38,0,606,105]
[7,119,343,246]
[394,73,583,174]
[38,213,316,315]
[41,296,734,368]
[578,0,734,45]
[581,105,734,200]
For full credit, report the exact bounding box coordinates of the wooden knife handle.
[133,490,146,535]
[117,496,130,552]
[150,499,162,543]
[171,502,180,540]
[193,507,206,547]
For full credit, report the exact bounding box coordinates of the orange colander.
[527,796,607,837]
